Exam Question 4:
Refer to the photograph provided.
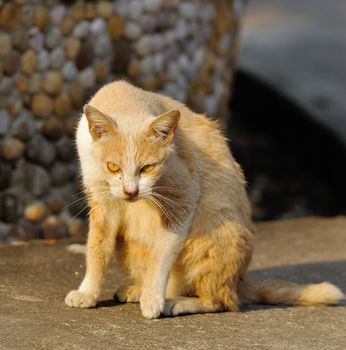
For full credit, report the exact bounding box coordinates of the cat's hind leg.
[165,222,253,316]
[164,297,223,316]
[114,284,141,303]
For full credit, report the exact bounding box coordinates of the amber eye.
[107,162,120,173]
[141,164,155,173]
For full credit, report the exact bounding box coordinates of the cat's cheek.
[138,177,152,195]
[109,186,122,198]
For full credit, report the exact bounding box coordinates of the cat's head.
[84,105,180,201]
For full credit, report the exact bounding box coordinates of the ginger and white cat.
[65,81,344,318]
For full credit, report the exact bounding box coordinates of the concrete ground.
[239,0,346,144]
[1,216,345,349]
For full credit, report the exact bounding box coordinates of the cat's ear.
[149,110,180,143]
[83,105,117,140]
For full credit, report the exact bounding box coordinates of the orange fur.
[65,81,344,318]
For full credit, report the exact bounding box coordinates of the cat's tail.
[238,277,344,306]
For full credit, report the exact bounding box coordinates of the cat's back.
[88,80,164,117]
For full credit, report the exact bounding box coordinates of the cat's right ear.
[83,105,117,140]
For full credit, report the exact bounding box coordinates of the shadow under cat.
[95,260,346,313]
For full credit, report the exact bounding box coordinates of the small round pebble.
[45,27,62,50]
[21,50,38,75]
[144,0,162,12]
[50,47,65,69]
[42,118,63,141]
[139,14,157,33]
[97,1,113,19]
[31,94,53,118]
[85,2,96,20]
[68,218,88,238]
[13,162,51,197]
[8,99,22,117]
[94,61,109,82]
[78,67,96,88]
[128,0,143,20]
[179,2,197,19]
[64,37,81,60]
[107,16,124,40]
[51,5,66,25]
[0,34,12,57]
[28,73,42,94]
[54,94,72,118]
[42,216,67,239]
[12,29,29,52]
[76,41,94,70]
[0,137,25,161]
[3,52,19,76]
[29,32,44,52]
[62,61,78,81]
[68,83,85,108]
[90,18,107,36]
[62,17,75,35]
[10,109,35,140]
[124,22,142,41]
[73,20,90,38]
[34,6,50,30]
[94,35,112,56]
[42,71,63,96]
[0,77,14,95]
[47,196,64,214]
[37,50,49,72]
[71,3,84,20]
[0,110,10,136]
[135,36,153,56]
[24,201,46,223]
[27,133,57,166]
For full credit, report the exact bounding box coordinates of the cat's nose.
[123,188,139,198]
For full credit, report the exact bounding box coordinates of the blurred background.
[0,0,345,244]
[230,0,346,220]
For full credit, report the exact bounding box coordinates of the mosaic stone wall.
[0,0,245,243]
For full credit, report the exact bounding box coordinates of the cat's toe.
[114,285,141,303]
[65,290,96,308]
[163,300,176,316]
[163,299,193,316]
[140,291,164,319]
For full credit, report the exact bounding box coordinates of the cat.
[65,81,344,318]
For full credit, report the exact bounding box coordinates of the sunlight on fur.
[65,81,344,318]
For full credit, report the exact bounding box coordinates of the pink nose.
[123,188,139,198]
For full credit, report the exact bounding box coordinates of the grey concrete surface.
[239,0,346,143]
[1,217,346,349]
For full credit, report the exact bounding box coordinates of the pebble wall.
[0,0,245,243]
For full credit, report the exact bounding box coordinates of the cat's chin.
[123,196,139,203]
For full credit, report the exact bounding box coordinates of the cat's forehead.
[112,111,155,134]
[98,123,164,166]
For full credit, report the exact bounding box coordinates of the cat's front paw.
[65,290,96,308]
[140,291,164,319]
[114,284,141,303]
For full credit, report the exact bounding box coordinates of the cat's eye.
[141,164,155,173]
[107,162,120,173]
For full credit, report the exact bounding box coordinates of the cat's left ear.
[149,110,180,143]
[83,105,117,140]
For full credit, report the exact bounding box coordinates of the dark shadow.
[96,299,121,308]
[229,69,346,220]
[248,260,346,289]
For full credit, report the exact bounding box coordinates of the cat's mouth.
[124,195,139,202]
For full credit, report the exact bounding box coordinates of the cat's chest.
[120,201,163,247]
